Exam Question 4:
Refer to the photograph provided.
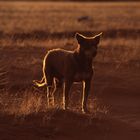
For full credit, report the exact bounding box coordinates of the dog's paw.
[82,107,90,114]
[33,80,38,86]
[62,105,70,111]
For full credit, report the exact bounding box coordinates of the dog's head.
[75,32,102,59]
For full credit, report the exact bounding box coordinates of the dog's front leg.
[62,80,72,110]
[82,79,92,113]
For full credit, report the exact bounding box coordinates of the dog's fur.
[34,32,102,113]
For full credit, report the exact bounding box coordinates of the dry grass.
[0,88,108,117]
[0,2,140,140]
[0,2,139,34]
[0,1,139,120]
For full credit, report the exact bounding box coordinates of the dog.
[34,32,102,113]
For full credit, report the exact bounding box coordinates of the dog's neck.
[73,47,93,71]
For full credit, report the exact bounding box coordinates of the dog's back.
[45,48,75,77]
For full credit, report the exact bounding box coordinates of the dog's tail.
[33,76,47,87]
[33,55,49,87]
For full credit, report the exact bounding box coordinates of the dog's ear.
[75,33,85,44]
[92,32,102,46]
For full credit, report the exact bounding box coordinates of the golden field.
[0,2,140,140]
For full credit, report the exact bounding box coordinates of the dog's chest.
[74,71,92,81]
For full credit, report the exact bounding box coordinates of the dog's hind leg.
[53,79,63,107]
[46,75,55,107]
[62,80,72,110]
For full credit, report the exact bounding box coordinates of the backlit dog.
[34,32,102,113]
